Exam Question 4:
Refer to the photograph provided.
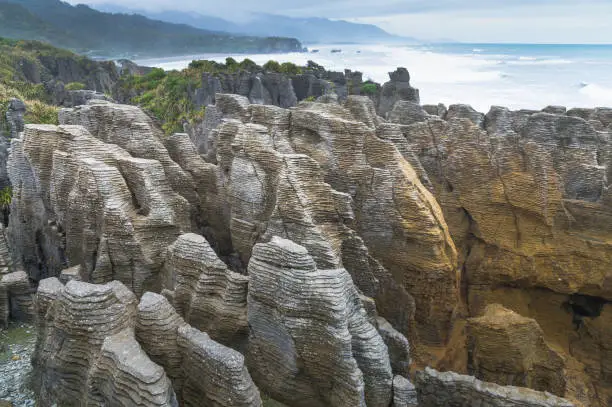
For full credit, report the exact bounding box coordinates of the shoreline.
[134,42,612,112]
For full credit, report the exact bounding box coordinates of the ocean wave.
[505,58,573,66]
[579,83,612,103]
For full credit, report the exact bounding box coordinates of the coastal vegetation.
[361,82,378,95]
[118,58,305,134]
[0,38,65,127]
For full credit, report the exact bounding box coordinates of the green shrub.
[361,82,378,95]
[279,62,301,75]
[24,100,59,125]
[0,186,11,210]
[263,60,282,72]
[304,96,317,102]
[65,82,86,91]
[239,58,259,71]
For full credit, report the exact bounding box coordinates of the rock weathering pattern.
[5,68,604,406]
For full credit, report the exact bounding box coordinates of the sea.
[135,43,612,113]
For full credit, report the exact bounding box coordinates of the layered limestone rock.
[0,224,13,274]
[58,101,196,207]
[88,328,178,407]
[13,90,612,407]
[378,68,420,118]
[199,94,459,353]
[0,270,34,327]
[162,233,249,348]
[34,279,259,407]
[247,237,394,407]
[197,71,297,109]
[32,279,176,406]
[8,102,190,294]
[0,99,26,188]
[189,96,413,350]
[193,67,365,110]
[277,100,458,347]
[467,305,570,398]
[136,292,261,406]
[415,367,575,407]
[394,106,611,300]
[390,103,611,405]
[5,98,26,139]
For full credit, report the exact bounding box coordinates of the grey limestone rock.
[422,103,448,117]
[445,103,485,127]
[64,90,113,107]
[247,236,394,407]
[33,280,143,406]
[163,233,249,348]
[393,375,418,407]
[377,317,411,377]
[542,105,567,115]
[198,96,457,348]
[88,328,178,407]
[378,68,420,118]
[34,279,259,407]
[5,99,26,139]
[388,101,429,125]
[0,271,34,328]
[8,103,191,293]
[415,367,575,407]
[345,95,384,128]
[136,292,261,406]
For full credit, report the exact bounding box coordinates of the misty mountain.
[94,4,411,44]
[0,0,303,57]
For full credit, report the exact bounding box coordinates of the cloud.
[67,0,609,18]
[66,0,612,43]
[354,3,612,43]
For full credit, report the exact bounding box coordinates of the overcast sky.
[67,0,612,43]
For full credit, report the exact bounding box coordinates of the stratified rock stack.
[88,328,178,407]
[10,77,610,407]
[5,99,26,139]
[0,270,34,327]
[247,237,393,407]
[8,103,190,294]
[467,305,568,397]
[32,279,168,406]
[416,367,575,407]
[205,94,458,351]
[136,292,261,406]
[34,279,260,407]
[378,68,420,118]
[162,233,249,348]
[389,99,611,405]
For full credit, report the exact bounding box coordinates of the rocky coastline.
[0,59,611,407]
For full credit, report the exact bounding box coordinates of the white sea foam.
[579,83,612,105]
[505,58,573,66]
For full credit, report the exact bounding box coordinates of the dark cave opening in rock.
[562,293,608,329]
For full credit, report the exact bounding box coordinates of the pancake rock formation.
[7,82,606,407]
[34,278,261,407]
[415,367,575,407]
[385,101,611,406]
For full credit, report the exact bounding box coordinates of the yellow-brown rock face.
[391,104,612,406]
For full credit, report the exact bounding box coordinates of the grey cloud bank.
[66,0,612,43]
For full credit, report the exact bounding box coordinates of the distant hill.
[0,0,303,58]
[94,5,411,44]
